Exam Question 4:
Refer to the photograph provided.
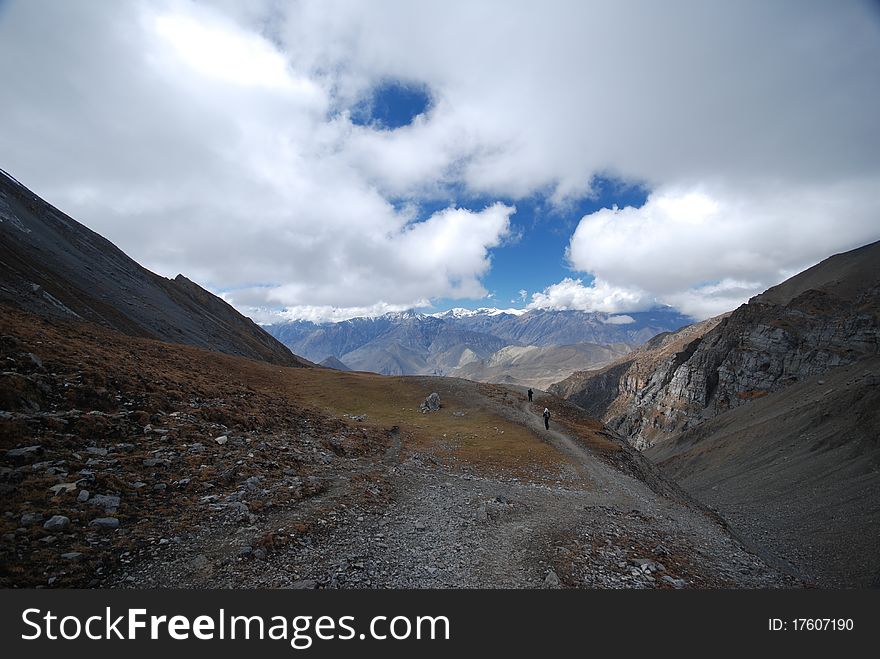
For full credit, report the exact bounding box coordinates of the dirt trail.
[111,384,801,589]
[516,398,646,505]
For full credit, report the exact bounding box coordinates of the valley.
[0,306,796,588]
[1,171,877,590]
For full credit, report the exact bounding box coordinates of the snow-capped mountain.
[265,307,691,377]
[429,307,528,319]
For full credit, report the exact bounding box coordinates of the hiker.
[543,407,550,430]
[527,388,533,402]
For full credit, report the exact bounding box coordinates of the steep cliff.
[552,241,880,448]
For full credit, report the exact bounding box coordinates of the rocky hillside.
[267,307,689,378]
[552,241,880,449]
[0,169,305,367]
[647,358,880,587]
[0,305,798,589]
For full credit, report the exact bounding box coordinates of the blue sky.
[429,185,650,312]
[354,82,652,314]
[1,1,878,324]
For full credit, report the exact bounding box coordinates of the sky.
[1,0,879,324]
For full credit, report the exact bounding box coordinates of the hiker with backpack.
[543,407,551,430]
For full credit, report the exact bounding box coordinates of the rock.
[43,515,70,531]
[26,353,43,369]
[253,548,267,561]
[475,503,489,522]
[77,489,90,502]
[225,501,250,519]
[61,552,82,560]
[631,558,658,571]
[142,458,166,467]
[20,512,44,526]
[49,483,78,496]
[214,435,228,445]
[90,494,121,511]
[85,447,108,456]
[419,392,441,413]
[662,575,687,589]
[544,570,561,587]
[414,520,426,531]
[6,445,43,463]
[291,579,318,589]
[89,517,120,529]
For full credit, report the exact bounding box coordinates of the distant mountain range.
[265,307,692,382]
[0,168,307,367]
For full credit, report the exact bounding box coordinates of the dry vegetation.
[0,305,590,586]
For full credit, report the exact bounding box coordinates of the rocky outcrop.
[552,241,880,449]
[419,392,441,413]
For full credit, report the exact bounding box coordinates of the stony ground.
[1,307,800,589]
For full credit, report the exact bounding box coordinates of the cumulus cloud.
[247,301,426,325]
[1,0,878,321]
[550,180,880,319]
[528,277,649,314]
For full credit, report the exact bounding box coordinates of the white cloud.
[249,301,426,325]
[603,315,635,325]
[528,277,649,314]
[557,180,880,319]
[0,0,878,322]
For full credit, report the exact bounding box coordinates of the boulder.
[49,483,77,496]
[43,515,70,531]
[90,494,121,511]
[419,392,441,413]
[6,445,43,463]
[20,512,44,527]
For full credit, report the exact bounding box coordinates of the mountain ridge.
[551,241,880,449]
[266,307,690,379]
[0,169,307,368]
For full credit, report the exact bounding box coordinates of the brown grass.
[282,369,575,479]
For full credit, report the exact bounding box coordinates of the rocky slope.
[0,306,798,589]
[647,358,880,587]
[552,241,880,449]
[0,169,305,367]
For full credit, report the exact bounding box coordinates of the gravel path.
[113,393,800,589]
